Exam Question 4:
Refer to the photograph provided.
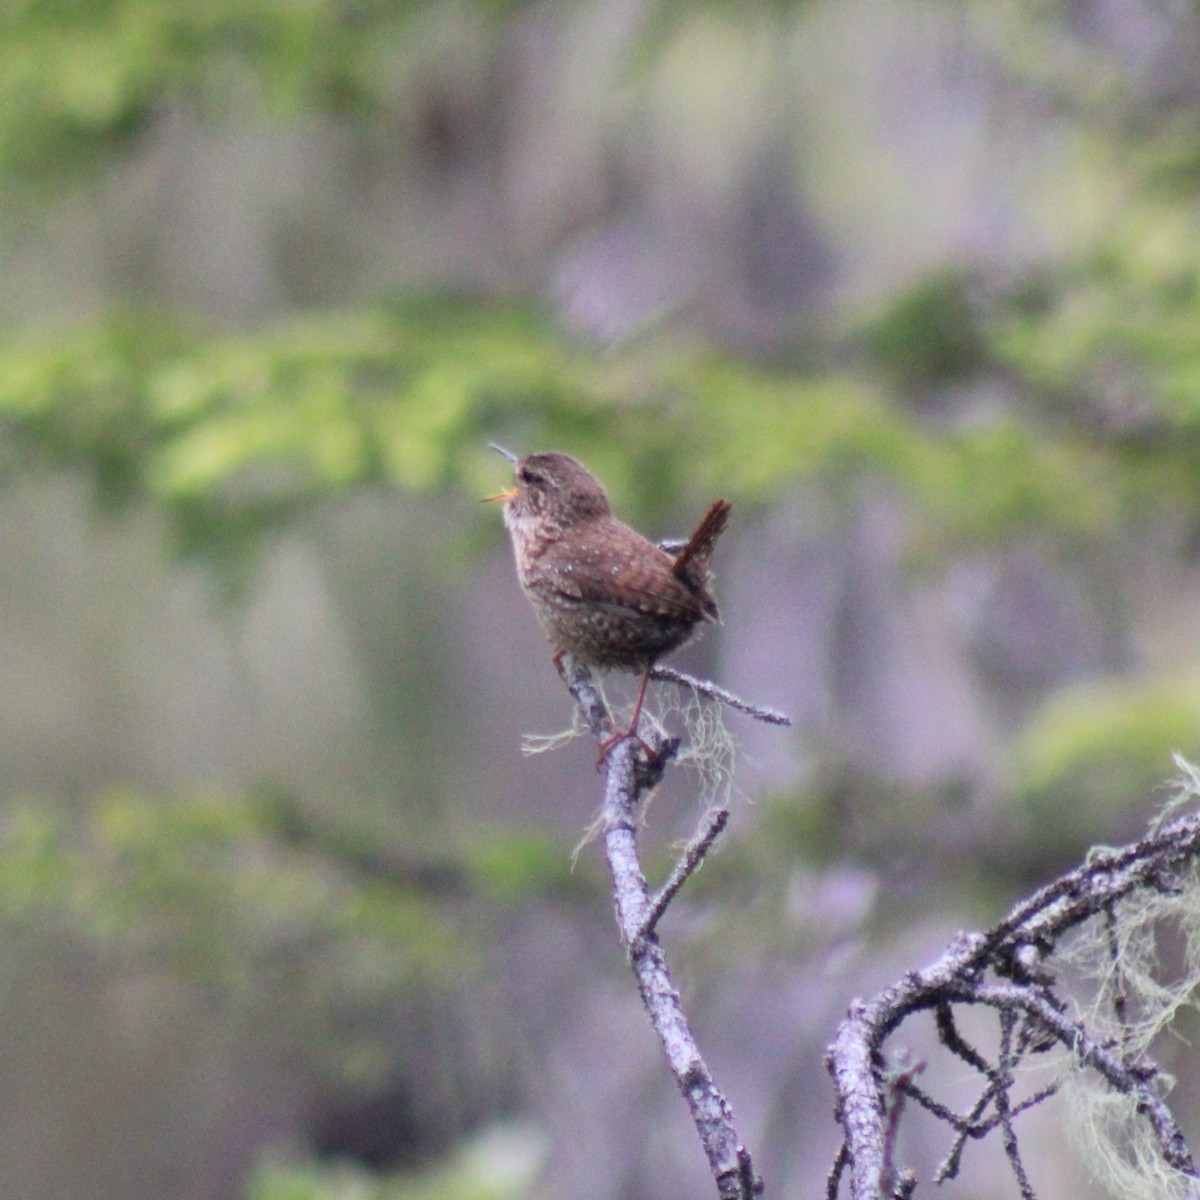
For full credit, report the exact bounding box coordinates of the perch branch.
[557,653,763,1200]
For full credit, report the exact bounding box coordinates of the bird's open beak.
[482,443,519,501]
[482,446,520,501]
[481,487,517,503]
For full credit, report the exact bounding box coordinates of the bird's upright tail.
[672,499,732,585]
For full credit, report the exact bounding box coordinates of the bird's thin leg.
[598,667,653,762]
[627,667,651,738]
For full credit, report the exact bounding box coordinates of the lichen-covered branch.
[558,653,763,1200]
[650,665,793,727]
[826,808,1200,1200]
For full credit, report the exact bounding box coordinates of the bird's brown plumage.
[495,450,728,672]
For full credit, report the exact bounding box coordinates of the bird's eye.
[519,467,542,486]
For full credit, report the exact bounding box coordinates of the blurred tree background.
[2,1,1200,1197]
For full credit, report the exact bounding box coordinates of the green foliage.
[980,237,1200,539]
[246,1121,542,1200]
[860,268,990,393]
[0,290,1162,589]
[466,829,578,900]
[1014,680,1200,854]
[0,0,487,181]
[993,239,1200,424]
[0,301,596,574]
[0,787,469,1075]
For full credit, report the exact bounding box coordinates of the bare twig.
[827,1143,850,1200]
[881,1058,922,1197]
[556,653,763,1200]
[637,806,730,947]
[650,664,793,726]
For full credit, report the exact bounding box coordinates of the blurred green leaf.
[0,787,470,1077]
[0,291,1184,582]
[1014,679,1200,852]
[861,268,990,393]
[246,1120,543,1200]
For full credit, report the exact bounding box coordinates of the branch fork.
[826,812,1200,1200]
[557,653,778,1199]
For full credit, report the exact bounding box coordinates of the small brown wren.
[487,445,731,748]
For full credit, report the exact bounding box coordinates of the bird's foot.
[596,726,655,767]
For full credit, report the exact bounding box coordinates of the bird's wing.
[531,527,711,624]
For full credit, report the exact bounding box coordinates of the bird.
[486,445,730,753]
